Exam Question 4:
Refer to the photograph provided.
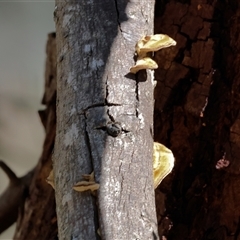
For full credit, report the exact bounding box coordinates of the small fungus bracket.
[153,142,175,189]
[73,171,99,193]
[130,34,176,74]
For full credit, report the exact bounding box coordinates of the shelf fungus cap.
[153,142,175,189]
[130,57,158,74]
[73,171,99,192]
[46,170,55,189]
[135,35,151,56]
[139,34,177,54]
[73,181,100,192]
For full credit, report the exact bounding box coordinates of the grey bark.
[54,1,158,239]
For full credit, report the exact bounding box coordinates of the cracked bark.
[54,1,157,240]
[154,0,240,239]
[5,1,240,239]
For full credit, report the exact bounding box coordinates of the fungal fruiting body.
[153,142,175,189]
[130,34,176,74]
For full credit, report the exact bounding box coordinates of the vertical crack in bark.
[105,75,112,121]
[135,75,140,118]
[114,0,123,32]
[83,112,100,239]
[105,75,109,103]
[105,75,116,122]
[83,112,94,170]
[107,109,115,122]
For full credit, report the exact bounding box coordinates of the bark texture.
[3,1,240,240]
[13,32,57,240]
[54,1,158,239]
[154,0,240,239]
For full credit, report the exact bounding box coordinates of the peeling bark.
[54,1,158,239]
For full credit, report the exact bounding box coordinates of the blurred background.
[0,2,55,239]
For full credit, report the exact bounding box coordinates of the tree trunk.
[154,0,240,239]
[2,1,240,240]
[53,1,157,240]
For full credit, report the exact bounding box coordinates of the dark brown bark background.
[154,0,240,239]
